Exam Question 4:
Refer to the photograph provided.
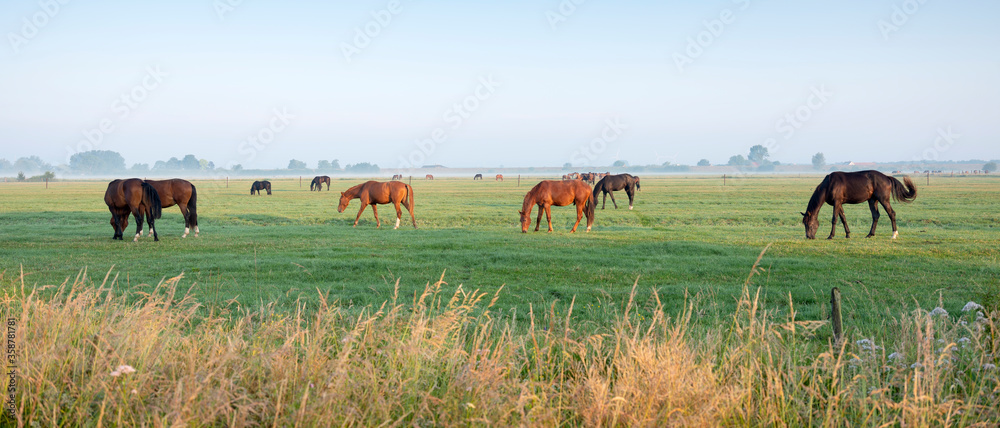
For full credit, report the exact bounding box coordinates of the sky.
[1,0,998,170]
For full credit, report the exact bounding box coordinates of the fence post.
[226,176,229,188]
[831,287,843,344]
[517,174,520,187]
[45,177,48,189]
[409,176,412,186]
[299,176,302,187]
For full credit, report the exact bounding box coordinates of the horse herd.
[102,170,916,241]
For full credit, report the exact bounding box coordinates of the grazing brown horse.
[579,172,596,184]
[311,175,331,191]
[391,174,403,180]
[144,179,199,238]
[495,174,504,181]
[593,173,641,210]
[338,181,416,229]
[250,180,271,195]
[425,174,434,180]
[474,174,483,180]
[802,170,917,240]
[104,178,162,241]
[519,180,595,233]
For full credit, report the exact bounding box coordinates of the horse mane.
[522,183,542,212]
[805,175,829,216]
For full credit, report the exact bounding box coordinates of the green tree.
[317,160,332,170]
[0,159,11,171]
[181,155,200,170]
[288,159,307,170]
[984,161,998,173]
[330,159,340,170]
[131,163,150,172]
[697,159,710,166]
[69,150,126,174]
[612,160,628,167]
[748,145,769,164]
[562,162,572,170]
[13,156,53,173]
[344,162,379,173]
[728,155,748,166]
[16,172,25,182]
[812,152,826,170]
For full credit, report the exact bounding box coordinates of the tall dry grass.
[2,256,998,427]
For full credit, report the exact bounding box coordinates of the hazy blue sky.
[1,0,997,169]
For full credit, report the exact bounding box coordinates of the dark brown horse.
[474,174,483,180]
[802,170,917,240]
[104,178,162,241]
[593,173,641,210]
[391,174,403,181]
[250,180,271,195]
[311,175,331,191]
[145,179,198,238]
[519,180,595,233]
[579,172,596,184]
[338,181,416,229]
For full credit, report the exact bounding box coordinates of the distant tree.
[288,159,308,170]
[330,159,341,170]
[0,158,11,171]
[131,163,150,172]
[812,152,826,170]
[984,161,998,173]
[13,156,53,173]
[728,155,748,166]
[199,159,210,170]
[26,171,55,182]
[612,160,628,167]
[232,164,243,172]
[16,172,25,182]
[154,157,182,170]
[181,155,200,170]
[69,150,126,174]
[748,145,769,164]
[317,160,332,170]
[697,159,710,166]
[207,161,215,170]
[344,162,380,173]
[562,162,572,170]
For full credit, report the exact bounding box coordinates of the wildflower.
[110,364,136,377]
[957,337,971,348]
[984,364,997,370]
[928,307,948,317]
[848,357,863,368]
[911,362,923,369]
[962,301,983,312]
[888,352,902,361]
[131,389,138,395]
[465,402,476,409]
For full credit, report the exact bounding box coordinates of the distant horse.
[580,172,596,184]
[250,180,271,195]
[391,174,403,181]
[474,174,483,180]
[425,174,434,180]
[593,173,641,210]
[104,178,162,242]
[145,179,199,238]
[801,170,917,240]
[338,181,416,229]
[311,175,331,191]
[519,180,595,233]
[496,174,504,181]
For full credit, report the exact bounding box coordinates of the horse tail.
[143,182,162,219]
[585,189,596,221]
[890,175,917,203]
[592,180,603,200]
[188,184,198,226]
[407,183,415,209]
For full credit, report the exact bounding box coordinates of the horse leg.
[544,204,554,232]
[866,199,880,238]
[880,199,898,239]
[402,198,417,228]
[180,204,191,238]
[393,200,403,229]
[148,212,158,242]
[827,205,838,239]
[534,205,543,231]
[371,204,381,228]
[133,210,144,242]
[609,191,618,209]
[601,192,607,209]
[626,188,634,210]
[354,202,368,227]
[839,205,850,238]
[571,203,583,233]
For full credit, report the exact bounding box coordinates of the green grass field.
[1,175,998,334]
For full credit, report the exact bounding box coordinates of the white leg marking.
[892,231,898,239]
[133,233,140,242]
[195,226,200,237]
[183,227,189,238]
[629,205,633,210]
[586,225,591,232]
[395,218,400,229]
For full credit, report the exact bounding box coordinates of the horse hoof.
[629,206,633,210]
[892,231,898,239]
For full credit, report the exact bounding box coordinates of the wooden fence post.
[831,287,843,344]
[517,174,520,187]
[226,176,229,188]
[723,174,726,186]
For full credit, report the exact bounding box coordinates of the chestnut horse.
[391,174,403,181]
[145,179,199,238]
[802,170,917,240]
[593,173,641,210]
[519,180,595,233]
[311,175,331,191]
[425,174,434,180]
[338,181,416,229]
[104,178,162,241]
[250,180,271,195]
[496,174,504,181]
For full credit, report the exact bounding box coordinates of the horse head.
[518,210,529,233]
[802,211,818,239]
[337,192,350,213]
